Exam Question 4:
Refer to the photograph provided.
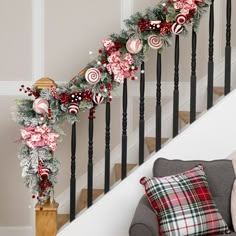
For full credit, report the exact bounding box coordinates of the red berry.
[32,195,35,199]
[21,85,24,88]
[99,68,103,72]
[98,49,102,53]
[163,7,167,12]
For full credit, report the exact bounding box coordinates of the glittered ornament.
[85,68,101,84]
[126,38,143,54]
[93,93,104,104]
[149,20,161,30]
[70,92,83,103]
[172,23,183,34]
[68,103,79,114]
[176,14,186,25]
[33,98,49,114]
[148,35,163,49]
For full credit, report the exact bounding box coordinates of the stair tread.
[213,86,224,96]
[57,214,69,230]
[78,188,104,212]
[179,111,201,124]
[145,137,169,153]
[114,163,137,182]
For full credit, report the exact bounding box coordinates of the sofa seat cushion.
[141,164,231,236]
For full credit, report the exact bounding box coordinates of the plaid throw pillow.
[140,164,231,236]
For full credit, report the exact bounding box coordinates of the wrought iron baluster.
[156,52,162,151]
[224,0,231,95]
[139,62,145,165]
[173,35,180,138]
[104,102,111,193]
[70,122,76,222]
[207,0,214,109]
[87,108,94,207]
[121,79,128,179]
[190,30,197,124]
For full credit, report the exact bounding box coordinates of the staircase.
[56,85,225,231]
[27,0,236,235]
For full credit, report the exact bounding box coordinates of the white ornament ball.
[85,68,101,84]
[172,23,183,35]
[93,93,104,104]
[33,98,49,114]
[176,14,186,25]
[69,103,79,114]
[148,35,163,50]
[126,38,143,54]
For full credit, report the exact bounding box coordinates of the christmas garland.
[14,0,211,204]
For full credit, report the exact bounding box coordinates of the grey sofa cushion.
[129,195,158,236]
[153,158,235,229]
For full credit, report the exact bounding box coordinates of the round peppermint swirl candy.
[126,38,143,54]
[176,14,186,25]
[148,35,163,49]
[69,103,79,114]
[93,93,104,104]
[85,68,101,84]
[33,98,49,114]
[172,23,183,35]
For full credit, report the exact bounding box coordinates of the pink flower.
[20,125,59,152]
[102,38,115,52]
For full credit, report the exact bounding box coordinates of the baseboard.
[0,227,32,236]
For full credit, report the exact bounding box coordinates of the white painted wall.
[58,89,236,236]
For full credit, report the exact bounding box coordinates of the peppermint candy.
[68,103,79,114]
[148,35,163,49]
[93,93,104,104]
[85,68,101,84]
[172,23,183,34]
[33,98,49,114]
[126,38,143,54]
[176,14,186,25]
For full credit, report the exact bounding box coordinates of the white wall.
[58,89,236,236]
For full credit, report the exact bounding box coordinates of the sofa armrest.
[129,195,159,236]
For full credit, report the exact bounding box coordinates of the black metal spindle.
[224,0,231,95]
[173,35,180,138]
[139,62,145,165]
[121,79,128,179]
[87,108,94,207]
[207,0,214,109]
[104,102,110,193]
[156,52,162,151]
[70,122,76,222]
[190,30,197,124]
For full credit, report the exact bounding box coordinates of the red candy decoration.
[172,23,183,35]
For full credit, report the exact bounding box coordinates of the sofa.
[129,158,236,236]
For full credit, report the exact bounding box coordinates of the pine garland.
[14,0,211,204]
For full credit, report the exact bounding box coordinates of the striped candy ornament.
[85,68,101,84]
[93,93,104,104]
[148,35,163,49]
[33,98,49,114]
[68,103,79,114]
[126,38,143,54]
[176,14,186,25]
[172,22,183,34]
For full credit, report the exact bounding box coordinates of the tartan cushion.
[140,164,231,236]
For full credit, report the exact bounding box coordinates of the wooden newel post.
[35,200,59,236]
[34,77,59,236]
